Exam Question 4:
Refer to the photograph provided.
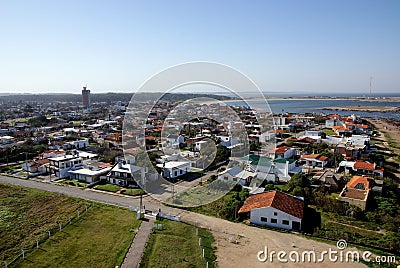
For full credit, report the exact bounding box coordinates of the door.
[292,221,301,231]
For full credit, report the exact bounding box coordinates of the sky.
[0,0,399,94]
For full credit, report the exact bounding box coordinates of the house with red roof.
[268,146,296,159]
[238,190,304,231]
[300,154,328,170]
[338,175,374,210]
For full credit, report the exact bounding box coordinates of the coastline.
[321,106,400,113]
[219,97,400,103]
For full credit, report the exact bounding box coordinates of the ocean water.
[227,99,400,119]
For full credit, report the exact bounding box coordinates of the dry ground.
[180,211,366,268]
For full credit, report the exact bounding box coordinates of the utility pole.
[24,152,29,179]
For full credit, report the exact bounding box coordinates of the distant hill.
[0,92,231,104]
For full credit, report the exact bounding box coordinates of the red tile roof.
[238,190,304,219]
[300,154,328,161]
[354,161,375,171]
[275,146,290,153]
[301,153,319,159]
[346,176,373,190]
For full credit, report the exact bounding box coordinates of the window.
[271,218,277,224]
[274,212,278,216]
[260,217,268,222]
[174,171,177,177]
[180,170,183,174]
[282,220,289,225]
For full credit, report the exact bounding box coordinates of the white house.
[268,146,296,159]
[69,161,113,183]
[107,159,141,186]
[49,154,83,178]
[157,161,190,179]
[300,154,328,169]
[238,190,304,231]
[299,130,322,142]
[63,139,89,150]
[166,134,185,149]
[217,166,256,186]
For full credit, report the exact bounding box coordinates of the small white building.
[69,166,111,183]
[157,161,190,179]
[239,190,304,231]
[218,166,256,186]
[63,139,89,150]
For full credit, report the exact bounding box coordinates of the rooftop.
[238,190,304,219]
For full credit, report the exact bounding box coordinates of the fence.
[194,222,213,268]
[128,206,181,222]
[2,202,94,268]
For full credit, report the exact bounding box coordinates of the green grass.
[274,184,289,191]
[94,183,121,192]
[0,183,86,262]
[139,219,216,268]
[0,164,22,173]
[121,188,146,196]
[12,204,140,268]
[322,128,336,136]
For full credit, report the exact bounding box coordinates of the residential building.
[300,154,328,170]
[48,154,83,178]
[238,190,304,231]
[157,161,190,179]
[338,175,374,210]
[69,161,113,183]
[217,166,256,186]
[107,159,141,186]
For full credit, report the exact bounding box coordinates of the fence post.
[199,238,201,246]
[4,261,7,268]
[48,230,51,239]
[85,205,88,212]
[206,262,209,268]
[196,228,198,236]
[22,249,25,259]
[202,248,205,258]
[36,240,39,248]
[59,223,62,231]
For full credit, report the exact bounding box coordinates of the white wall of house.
[160,162,190,179]
[250,206,302,231]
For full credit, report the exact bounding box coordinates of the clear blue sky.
[1,0,399,94]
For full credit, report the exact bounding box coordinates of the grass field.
[121,188,146,196]
[139,219,216,268]
[0,183,86,262]
[94,183,120,192]
[0,183,140,268]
